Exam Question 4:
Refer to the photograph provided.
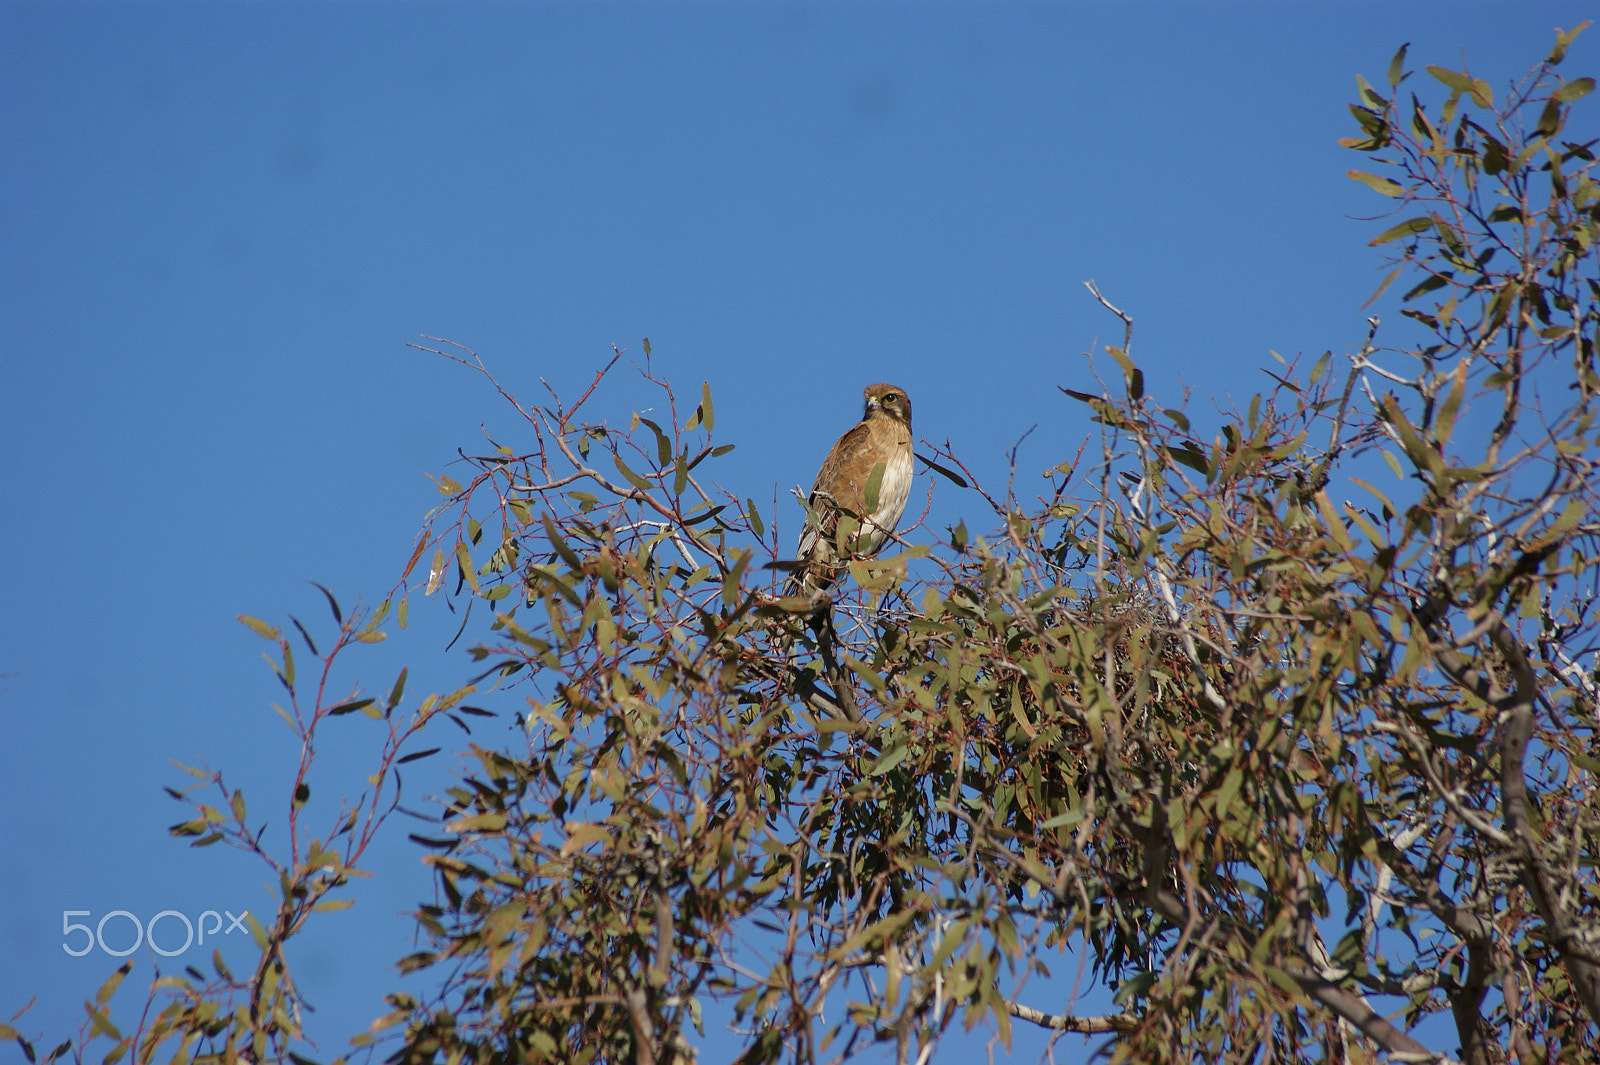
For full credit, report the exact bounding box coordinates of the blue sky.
[2,3,1593,1061]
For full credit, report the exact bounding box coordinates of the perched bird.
[789,383,915,597]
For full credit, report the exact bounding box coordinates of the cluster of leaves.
[12,25,1598,1065]
[6,593,478,1065]
[376,30,1599,1065]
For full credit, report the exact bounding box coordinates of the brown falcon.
[789,383,914,596]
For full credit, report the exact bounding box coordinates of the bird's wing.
[791,421,875,581]
[809,421,876,514]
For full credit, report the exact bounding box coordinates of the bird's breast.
[878,448,914,518]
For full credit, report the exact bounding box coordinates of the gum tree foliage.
[10,27,1598,1065]
[374,30,1600,1065]
[5,594,458,1065]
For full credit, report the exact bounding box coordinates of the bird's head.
[863,383,911,427]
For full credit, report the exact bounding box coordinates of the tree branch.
[1491,621,1600,1022]
[1141,885,1452,1064]
[1006,1000,1137,1033]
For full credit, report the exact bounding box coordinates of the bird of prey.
[788,383,914,597]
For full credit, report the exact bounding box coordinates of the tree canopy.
[12,26,1600,1065]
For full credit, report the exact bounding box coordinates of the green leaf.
[638,417,672,466]
[700,381,715,431]
[450,812,508,833]
[454,541,479,593]
[862,462,886,514]
[1426,65,1473,95]
[328,697,376,717]
[559,821,609,855]
[1112,970,1157,1006]
[1382,397,1440,477]
[1554,77,1595,103]
[869,740,909,776]
[1261,966,1303,996]
[1386,42,1410,89]
[746,499,765,539]
[1549,22,1591,66]
[1401,273,1450,302]
[1167,444,1209,475]
[1354,73,1386,108]
[722,550,752,607]
[96,961,133,1006]
[543,515,584,569]
[388,667,409,711]
[308,581,343,624]
[1482,133,1512,175]
[1107,345,1135,379]
[1368,216,1433,246]
[684,503,728,527]
[613,454,654,493]
[1381,449,1405,481]
[238,616,280,641]
[1214,767,1244,817]
[313,898,356,913]
[425,547,446,595]
[1363,266,1403,309]
[428,472,463,496]
[1309,350,1331,385]
[85,1005,119,1041]
[919,453,969,488]
[1347,169,1404,197]
[1347,101,1386,136]
[1038,809,1085,830]
[1537,98,1564,136]
[295,616,325,655]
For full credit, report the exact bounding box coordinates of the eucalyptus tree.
[15,25,1598,1065]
